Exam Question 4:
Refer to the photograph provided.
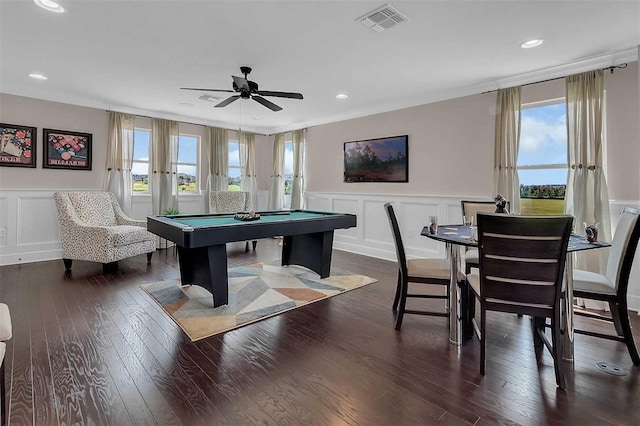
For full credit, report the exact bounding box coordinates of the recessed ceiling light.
[34,0,65,13]
[336,93,348,99]
[28,73,48,80]
[520,39,544,49]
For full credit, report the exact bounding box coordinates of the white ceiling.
[1,0,638,134]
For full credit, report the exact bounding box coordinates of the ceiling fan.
[181,66,303,112]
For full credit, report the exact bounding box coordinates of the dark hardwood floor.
[1,239,639,425]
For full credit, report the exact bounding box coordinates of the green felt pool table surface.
[169,211,332,228]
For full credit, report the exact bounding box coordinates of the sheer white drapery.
[239,131,257,210]
[492,87,522,214]
[290,129,305,210]
[205,126,228,210]
[103,112,135,215]
[267,133,285,210]
[565,70,612,282]
[151,119,179,215]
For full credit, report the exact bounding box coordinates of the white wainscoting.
[305,192,470,261]
[306,192,640,313]
[0,189,271,266]
[1,189,638,313]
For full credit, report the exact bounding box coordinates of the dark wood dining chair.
[384,203,464,330]
[467,213,573,389]
[460,200,510,275]
[573,206,640,365]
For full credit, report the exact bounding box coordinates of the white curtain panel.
[239,131,257,210]
[565,70,612,287]
[290,129,305,210]
[205,126,228,211]
[151,119,179,215]
[103,112,134,215]
[267,133,285,210]
[492,87,522,214]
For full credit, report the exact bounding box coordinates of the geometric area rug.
[140,263,377,341]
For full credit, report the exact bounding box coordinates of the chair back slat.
[477,213,573,310]
[481,234,567,261]
[384,203,408,276]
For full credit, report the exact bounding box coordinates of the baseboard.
[0,248,62,266]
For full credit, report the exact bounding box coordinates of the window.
[132,129,151,192]
[283,137,305,209]
[177,134,199,192]
[517,100,567,215]
[131,129,200,193]
[228,140,241,190]
[283,140,293,208]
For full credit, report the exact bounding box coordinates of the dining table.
[421,223,610,362]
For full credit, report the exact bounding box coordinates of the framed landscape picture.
[0,123,37,168]
[344,135,408,183]
[43,128,92,170]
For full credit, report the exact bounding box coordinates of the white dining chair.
[573,206,640,365]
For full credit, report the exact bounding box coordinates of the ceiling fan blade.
[252,96,282,111]
[215,95,241,108]
[256,90,303,99]
[180,87,235,93]
[232,75,250,91]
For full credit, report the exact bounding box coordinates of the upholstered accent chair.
[0,303,12,425]
[54,191,155,273]
[209,190,257,251]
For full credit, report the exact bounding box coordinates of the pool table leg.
[177,244,229,307]
[282,231,334,278]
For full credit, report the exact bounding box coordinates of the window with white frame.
[132,129,151,192]
[176,134,199,192]
[283,136,305,209]
[283,140,293,208]
[228,139,241,190]
[131,129,200,193]
[517,100,567,215]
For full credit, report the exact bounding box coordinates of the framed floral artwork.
[0,123,37,167]
[43,128,92,170]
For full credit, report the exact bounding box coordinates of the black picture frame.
[43,128,92,170]
[0,123,37,168]
[344,135,408,183]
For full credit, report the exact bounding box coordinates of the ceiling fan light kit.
[181,66,303,112]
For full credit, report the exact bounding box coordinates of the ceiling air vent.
[358,4,407,32]
[197,94,220,102]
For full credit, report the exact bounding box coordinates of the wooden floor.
[1,239,639,425]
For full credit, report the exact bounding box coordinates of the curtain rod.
[481,63,628,94]
[105,110,271,136]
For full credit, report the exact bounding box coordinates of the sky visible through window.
[517,103,567,185]
[132,129,149,175]
[229,141,240,179]
[132,131,198,175]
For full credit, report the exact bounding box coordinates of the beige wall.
[0,94,274,192]
[305,61,639,201]
[306,92,496,196]
[1,61,638,199]
[0,94,109,189]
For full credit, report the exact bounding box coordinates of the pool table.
[147,210,357,307]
